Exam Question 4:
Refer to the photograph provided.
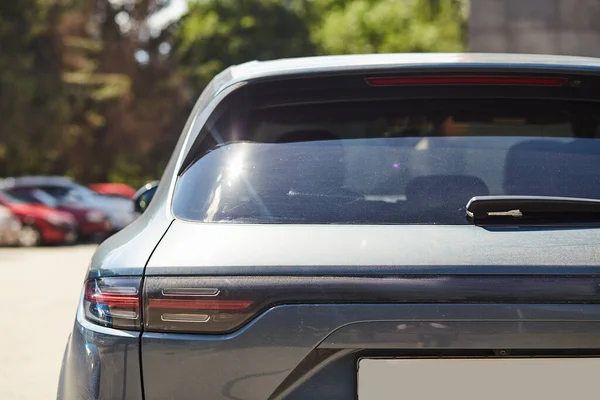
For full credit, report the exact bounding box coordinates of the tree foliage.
[0,0,69,176]
[0,0,468,186]
[313,0,467,54]
[173,0,316,94]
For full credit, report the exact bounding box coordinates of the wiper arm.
[466,195,600,225]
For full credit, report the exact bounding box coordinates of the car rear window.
[173,98,600,224]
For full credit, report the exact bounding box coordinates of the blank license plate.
[358,358,600,400]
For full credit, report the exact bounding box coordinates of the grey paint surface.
[357,358,600,400]
[225,53,600,82]
[58,305,143,400]
[141,303,600,400]
[147,221,600,274]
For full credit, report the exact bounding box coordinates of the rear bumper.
[57,301,143,400]
[140,303,600,400]
[60,302,600,400]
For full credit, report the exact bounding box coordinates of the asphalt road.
[0,245,97,400]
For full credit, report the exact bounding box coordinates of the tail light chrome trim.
[162,288,220,296]
[160,313,211,323]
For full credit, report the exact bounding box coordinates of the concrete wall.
[469,0,600,57]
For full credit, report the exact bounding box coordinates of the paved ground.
[0,245,97,400]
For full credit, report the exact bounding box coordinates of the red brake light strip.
[147,299,253,311]
[85,292,140,307]
[365,76,568,87]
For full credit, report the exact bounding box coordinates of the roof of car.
[2,176,76,188]
[226,52,600,83]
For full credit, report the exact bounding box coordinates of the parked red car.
[0,191,78,247]
[5,188,112,241]
[88,183,137,199]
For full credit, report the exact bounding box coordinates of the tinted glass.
[30,189,59,208]
[6,188,60,208]
[173,99,600,224]
[38,186,70,199]
[0,191,25,204]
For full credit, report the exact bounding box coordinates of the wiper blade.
[466,195,600,225]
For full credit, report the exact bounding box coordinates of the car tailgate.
[145,221,600,275]
[140,222,600,399]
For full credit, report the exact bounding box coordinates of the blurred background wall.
[470,0,600,56]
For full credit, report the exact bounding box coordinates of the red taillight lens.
[144,278,257,334]
[84,277,141,330]
[365,75,568,87]
[147,299,253,310]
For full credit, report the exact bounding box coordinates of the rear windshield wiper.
[466,195,600,225]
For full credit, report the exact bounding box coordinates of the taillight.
[84,277,141,330]
[144,278,258,334]
[365,75,568,87]
[84,275,600,334]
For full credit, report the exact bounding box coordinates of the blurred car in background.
[0,205,20,246]
[88,183,137,199]
[2,176,137,235]
[0,191,78,247]
[3,186,111,242]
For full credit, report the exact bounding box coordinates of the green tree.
[0,0,69,176]
[173,0,317,94]
[313,0,467,54]
[1,0,469,186]
[58,0,185,186]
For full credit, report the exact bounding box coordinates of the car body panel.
[87,202,173,277]
[88,82,245,278]
[224,53,600,84]
[146,220,600,275]
[141,303,600,400]
[58,297,143,400]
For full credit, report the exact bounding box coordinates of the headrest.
[504,138,600,198]
[406,175,490,207]
[503,139,564,196]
